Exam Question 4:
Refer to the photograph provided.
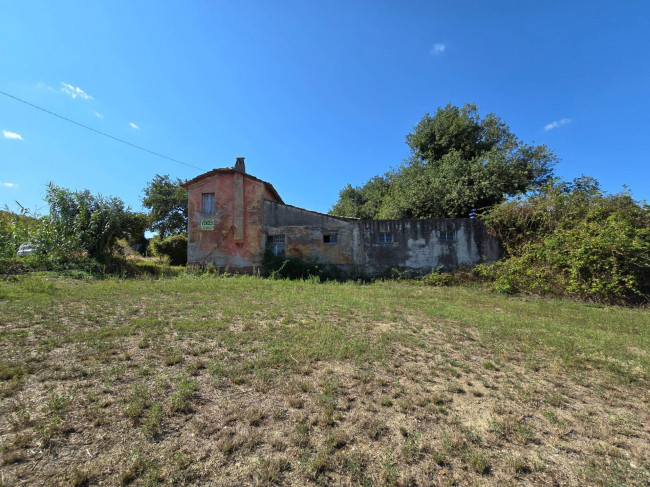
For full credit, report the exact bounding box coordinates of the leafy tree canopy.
[142,174,188,237]
[330,103,557,219]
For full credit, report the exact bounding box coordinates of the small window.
[323,234,338,244]
[440,231,455,243]
[266,235,286,256]
[201,193,215,214]
[378,232,393,243]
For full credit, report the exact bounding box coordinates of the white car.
[17,242,37,257]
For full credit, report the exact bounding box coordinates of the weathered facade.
[183,159,500,275]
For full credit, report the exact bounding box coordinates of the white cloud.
[3,130,24,140]
[37,81,55,92]
[430,43,446,55]
[94,111,104,119]
[60,82,93,100]
[129,122,140,129]
[1,182,18,188]
[544,118,571,131]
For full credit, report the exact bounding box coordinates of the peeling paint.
[186,166,500,275]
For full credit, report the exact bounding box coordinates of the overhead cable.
[0,89,206,172]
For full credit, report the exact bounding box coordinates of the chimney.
[234,157,246,173]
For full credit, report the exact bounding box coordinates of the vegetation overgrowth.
[150,234,188,267]
[481,177,650,305]
[0,273,648,485]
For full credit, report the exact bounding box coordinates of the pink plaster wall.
[186,172,281,270]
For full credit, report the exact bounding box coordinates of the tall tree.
[142,175,188,237]
[329,176,390,219]
[330,103,557,219]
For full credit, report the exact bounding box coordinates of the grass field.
[0,274,648,486]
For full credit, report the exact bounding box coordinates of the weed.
[293,417,310,447]
[168,451,195,485]
[306,449,332,480]
[345,451,372,486]
[217,432,240,456]
[467,450,491,475]
[287,395,304,409]
[324,430,348,451]
[37,417,60,447]
[380,452,398,486]
[6,402,32,430]
[0,363,25,381]
[363,418,389,440]
[430,449,447,466]
[257,456,290,485]
[401,430,422,464]
[67,466,91,487]
[245,407,265,427]
[169,374,197,413]
[142,403,163,437]
[505,454,532,475]
[482,361,498,371]
[125,383,149,423]
[44,392,68,416]
[164,349,183,366]
[380,397,393,407]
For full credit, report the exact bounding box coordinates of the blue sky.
[1,1,648,216]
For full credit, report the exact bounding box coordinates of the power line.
[0,89,206,172]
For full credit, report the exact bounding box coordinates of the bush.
[34,183,147,258]
[261,252,352,281]
[151,234,187,266]
[0,206,40,258]
[262,251,324,280]
[0,254,127,278]
[482,177,650,305]
[420,265,484,287]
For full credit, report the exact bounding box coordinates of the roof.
[265,200,359,222]
[182,168,284,204]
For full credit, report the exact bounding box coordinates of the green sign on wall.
[200,219,214,230]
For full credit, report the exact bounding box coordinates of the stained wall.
[360,218,500,275]
[263,201,363,270]
[263,202,499,275]
[187,172,278,271]
[186,171,500,275]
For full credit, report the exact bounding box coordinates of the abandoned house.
[182,158,500,275]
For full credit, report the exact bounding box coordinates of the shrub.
[151,234,187,266]
[261,251,352,281]
[34,183,147,258]
[0,206,40,258]
[482,177,650,305]
[262,251,324,280]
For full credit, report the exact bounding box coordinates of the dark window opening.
[378,232,393,243]
[440,231,456,242]
[323,234,338,244]
[266,235,286,256]
[201,193,215,214]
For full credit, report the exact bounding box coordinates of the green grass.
[1,274,647,380]
[0,273,648,486]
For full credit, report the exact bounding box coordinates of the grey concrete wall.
[263,201,363,269]
[262,201,499,276]
[361,218,499,275]
[264,201,356,227]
